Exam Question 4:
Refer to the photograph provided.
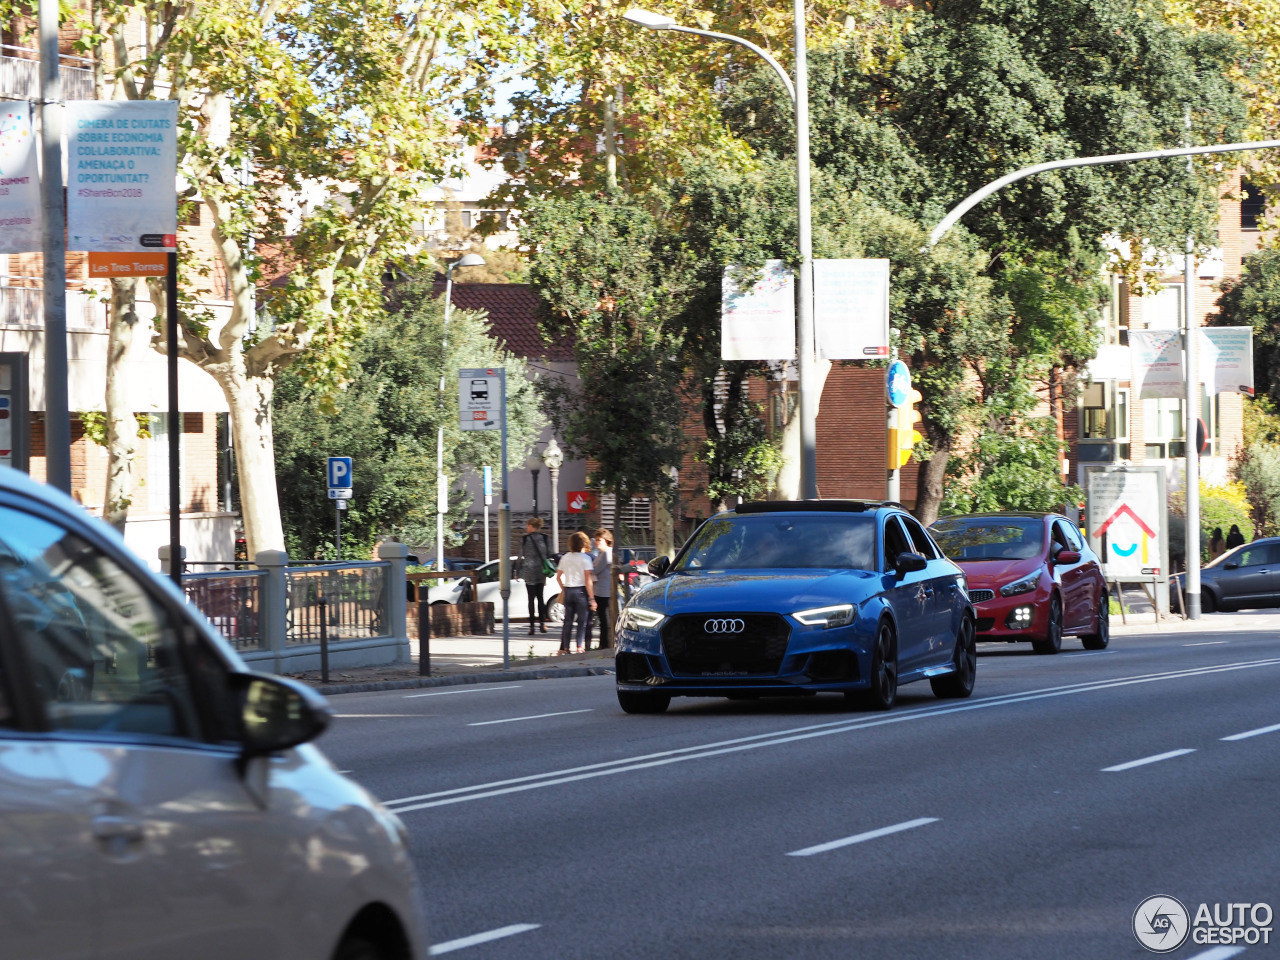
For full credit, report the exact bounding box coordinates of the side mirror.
[1054,550,1081,565]
[648,555,671,577]
[894,552,927,577]
[1223,562,1239,570]
[232,672,331,764]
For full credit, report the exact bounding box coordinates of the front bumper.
[969,586,1051,641]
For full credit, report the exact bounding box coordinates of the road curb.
[306,665,615,696]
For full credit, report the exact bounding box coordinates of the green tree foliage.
[273,282,543,559]
[1169,480,1255,564]
[1232,396,1280,536]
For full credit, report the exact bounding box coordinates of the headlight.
[999,572,1041,597]
[792,603,857,628]
[617,606,665,631]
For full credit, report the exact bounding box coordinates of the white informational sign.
[721,260,795,361]
[1199,326,1254,397]
[1085,468,1166,581]
[0,103,41,253]
[66,100,177,252]
[1128,330,1184,399]
[459,367,503,431]
[813,258,890,359]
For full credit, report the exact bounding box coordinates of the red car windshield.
[931,518,1045,561]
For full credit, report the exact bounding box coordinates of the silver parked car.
[0,468,429,960]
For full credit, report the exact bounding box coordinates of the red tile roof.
[433,280,574,361]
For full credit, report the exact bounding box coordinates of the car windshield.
[672,514,876,571]
[931,517,1045,561]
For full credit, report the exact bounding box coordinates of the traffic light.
[896,389,923,468]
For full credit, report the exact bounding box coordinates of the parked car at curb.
[0,467,429,960]
[1172,537,1280,612]
[614,500,977,714]
[930,512,1109,654]
[426,557,565,622]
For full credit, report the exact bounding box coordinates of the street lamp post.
[624,7,818,500]
[437,253,485,571]
[526,451,541,519]
[542,436,564,552]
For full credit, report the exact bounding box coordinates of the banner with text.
[1199,326,1254,397]
[813,258,890,359]
[0,104,41,253]
[722,260,795,361]
[66,100,177,252]
[1128,330,1184,399]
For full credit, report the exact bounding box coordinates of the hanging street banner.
[0,103,41,254]
[722,260,795,361]
[66,100,177,253]
[1199,326,1254,397]
[813,258,891,359]
[1128,330,1184,399]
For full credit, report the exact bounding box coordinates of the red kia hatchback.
[930,513,1109,654]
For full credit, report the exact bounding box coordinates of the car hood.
[634,569,879,615]
[954,557,1042,587]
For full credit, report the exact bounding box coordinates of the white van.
[0,468,429,960]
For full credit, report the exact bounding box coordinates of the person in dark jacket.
[518,517,552,635]
[1225,524,1246,550]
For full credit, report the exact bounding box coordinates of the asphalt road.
[317,625,1280,960]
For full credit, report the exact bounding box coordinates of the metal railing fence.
[285,562,388,645]
[181,570,267,651]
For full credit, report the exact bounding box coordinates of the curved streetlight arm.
[929,138,1280,247]
[661,24,796,105]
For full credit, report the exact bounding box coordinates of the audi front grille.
[660,613,791,677]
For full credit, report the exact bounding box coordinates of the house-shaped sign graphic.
[1095,503,1157,565]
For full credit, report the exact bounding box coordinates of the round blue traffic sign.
[887,360,911,407]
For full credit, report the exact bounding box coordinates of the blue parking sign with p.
[327,457,352,490]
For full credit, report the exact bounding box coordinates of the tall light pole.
[526,450,541,519]
[543,436,564,552]
[437,253,485,570]
[624,7,818,499]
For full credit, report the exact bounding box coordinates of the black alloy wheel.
[1080,594,1110,650]
[851,620,898,710]
[1200,589,1217,614]
[1033,596,1063,655]
[617,689,672,714]
[930,616,977,699]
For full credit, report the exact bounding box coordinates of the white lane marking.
[1186,641,1229,647]
[468,709,593,727]
[1184,947,1247,960]
[1102,749,1196,772]
[1222,721,1280,741]
[428,924,540,956]
[335,713,430,718]
[405,685,523,699]
[786,818,939,857]
[382,657,1280,814]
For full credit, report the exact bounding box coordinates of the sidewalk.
[1110,607,1280,636]
[285,632,616,695]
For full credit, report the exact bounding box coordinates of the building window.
[1143,397,1185,460]
[600,495,652,541]
[1144,285,1182,331]
[147,413,185,513]
[1081,383,1130,460]
[1242,180,1265,230]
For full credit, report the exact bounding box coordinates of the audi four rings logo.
[704,619,745,633]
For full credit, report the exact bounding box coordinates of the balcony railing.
[0,49,95,101]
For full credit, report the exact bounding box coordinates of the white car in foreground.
[427,557,565,622]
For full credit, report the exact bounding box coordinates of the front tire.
[930,616,976,699]
[617,689,671,714]
[1080,594,1110,650]
[851,620,897,711]
[1200,589,1217,614]
[1032,597,1063,655]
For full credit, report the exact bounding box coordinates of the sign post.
[460,368,509,667]
[482,466,493,563]
[327,457,353,559]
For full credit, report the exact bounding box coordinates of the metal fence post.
[418,600,430,676]
[318,596,329,683]
[255,549,289,674]
[377,540,411,663]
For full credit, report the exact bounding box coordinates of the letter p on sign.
[327,457,352,490]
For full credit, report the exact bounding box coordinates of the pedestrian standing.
[585,528,613,650]
[1226,524,1245,550]
[556,531,595,654]
[1209,527,1226,561]
[518,517,552,635]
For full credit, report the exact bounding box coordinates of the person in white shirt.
[586,528,613,650]
[555,531,596,654]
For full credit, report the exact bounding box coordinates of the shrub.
[1168,479,1254,565]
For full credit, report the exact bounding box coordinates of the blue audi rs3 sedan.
[614,501,977,714]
